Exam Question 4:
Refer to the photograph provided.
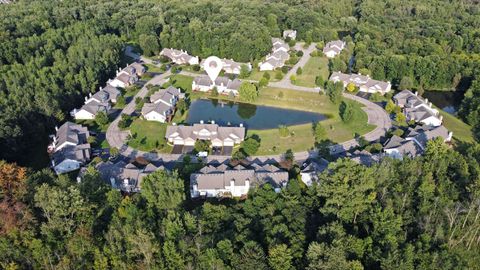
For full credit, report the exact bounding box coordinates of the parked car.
[196,151,208,158]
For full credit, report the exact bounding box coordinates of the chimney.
[414,92,418,96]
[429,102,433,107]
[55,125,59,131]
[192,183,198,197]
[448,131,453,141]
[230,179,235,193]
[110,178,117,189]
[53,136,57,143]
[89,92,92,97]
[99,86,102,91]
[172,122,177,126]
[200,120,204,124]
[211,120,215,124]
[425,98,428,103]
[76,177,82,184]
[245,179,250,191]
[439,115,443,122]
[85,96,88,101]
[239,123,243,127]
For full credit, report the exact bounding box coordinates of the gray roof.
[405,125,450,149]
[191,162,289,190]
[329,72,390,92]
[160,48,197,63]
[347,150,382,166]
[150,86,181,104]
[194,75,213,87]
[405,107,437,122]
[383,136,422,158]
[269,50,289,60]
[301,159,329,174]
[323,40,345,53]
[393,90,424,108]
[166,123,245,142]
[52,144,91,165]
[102,85,121,100]
[55,122,90,149]
[80,100,109,115]
[141,101,172,116]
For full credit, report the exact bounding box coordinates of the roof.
[405,125,450,149]
[347,150,382,166]
[323,40,345,53]
[193,75,241,91]
[141,101,172,116]
[160,48,197,63]
[102,85,121,99]
[191,162,289,190]
[405,107,439,122]
[166,123,245,143]
[383,136,422,158]
[55,122,89,149]
[150,86,181,104]
[301,159,329,174]
[52,144,91,165]
[79,100,109,115]
[329,72,391,92]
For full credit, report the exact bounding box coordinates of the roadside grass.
[247,69,280,82]
[127,119,172,153]
[294,56,329,87]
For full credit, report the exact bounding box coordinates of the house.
[283,30,297,40]
[142,86,182,123]
[107,63,144,88]
[71,100,111,120]
[393,90,442,126]
[405,125,452,150]
[383,135,422,160]
[323,40,346,58]
[346,150,383,166]
[160,48,199,65]
[259,38,290,71]
[99,85,121,103]
[329,72,392,95]
[165,123,245,148]
[49,122,91,174]
[300,159,329,186]
[192,75,242,96]
[190,162,289,198]
[200,58,252,75]
[96,161,165,193]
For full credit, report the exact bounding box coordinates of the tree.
[314,122,327,142]
[346,82,356,92]
[339,101,354,122]
[239,64,251,79]
[0,161,29,234]
[259,77,269,88]
[139,34,159,57]
[290,75,297,83]
[275,71,284,80]
[242,137,260,156]
[141,170,185,211]
[194,140,211,153]
[95,112,109,126]
[395,113,407,126]
[266,14,280,36]
[326,81,343,104]
[399,76,414,90]
[116,95,125,107]
[239,82,258,102]
[296,67,303,75]
[268,244,293,270]
[385,100,397,114]
[315,75,324,87]
[110,147,119,157]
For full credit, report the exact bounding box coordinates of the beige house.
[165,123,245,147]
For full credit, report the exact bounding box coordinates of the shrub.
[296,67,303,75]
[339,101,354,122]
[391,128,404,137]
[192,64,201,71]
[263,72,271,80]
[194,140,211,153]
[259,77,269,88]
[315,75,324,87]
[275,71,284,80]
[281,66,289,74]
[95,111,109,126]
[241,137,260,156]
[296,50,304,57]
[290,75,297,83]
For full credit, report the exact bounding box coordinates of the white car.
[196,151,208,158]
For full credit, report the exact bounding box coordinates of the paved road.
[269,43,318,92]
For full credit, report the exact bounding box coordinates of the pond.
[423,90,464,115]
[186,99,327,130]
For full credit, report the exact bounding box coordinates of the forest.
[1,0,480,269]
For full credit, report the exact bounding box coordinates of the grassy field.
[294,56,330,87]
[247,69,281,82]
[439,111,473,143]
[249,124,316,155]
[168,74,194,92]
[127,119,172,153]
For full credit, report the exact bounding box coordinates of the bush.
[315,75,324,87]
[296,50,304,57]
[296,67,303,75]
[192,64,201,71]
[263,72,271,80]
[241,137,260,156]
[290,75,297,83]
[314,122,327,142]
[211,87,219,97]
[281,66,289,74]
[278,125,290,137]
[275,71,284,80]
[87,136,97,145]
[365,143,383,153]
[116,95,126,107]
[391,128,404,137]
[194,140,211,153]
[339,101,354,122]
[259,77,269,88]
[369,93,383,102]
[288,39,296,47]
[95,111,109,126]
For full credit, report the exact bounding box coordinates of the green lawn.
[127,119,172,153]
[168,74,194,93]
[145,63,163,73]
[294,56,329,87]
[249,124,316,155]
[439,111,473,143]
[247,69,281,82]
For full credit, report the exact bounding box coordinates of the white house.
[393,90,442,126]
[160,48,199,65]
[323,40,346,58]
[165,123,245,147]
[259,38,290,71]
[329,72,392,95]
[192,75,242,96]
[283,30,297,40]
[141,86,182,123]
[71,100,110,120]
[190,163,289,198]
[49,122,91,174]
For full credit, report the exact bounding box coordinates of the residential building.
[393,90,442,126]
[165,123,245,148]
[383,124,452,159]
[283,30,297,40]
[300,159,329,186]
[160,48,199,65]
[96,161,165,193]
[71,99,110,120]
[346,150,383,166]
[200,58,252,75]
[192,75,242,96]
[383,135,421,160]
[190,162,289,198]
[329,72,392,94]
[259,38,290,71]
[108,62,144,88]
[142,86,182,123]
[49,122,91,174]
[323,40,346,58]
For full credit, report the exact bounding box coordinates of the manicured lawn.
[294,56,329,87]
[168,74,194,93]
[439,111,473,143]
[145,63,163,73]
[247,69,281,82]
[127,119,172,153]
[249,124,316,155]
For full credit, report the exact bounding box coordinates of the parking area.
[170,144,234,156]
[171,144,183,154]
[182,145,194,154]
[222,146,233,156]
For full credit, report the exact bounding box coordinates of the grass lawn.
[127,119,172,153]
[294,56,329,87]
[74,120,110,148]
[145,63,163,73]
[439,111,473,143]
[249,124,316,155]
[247,69,281,82]
[168,74,194,93]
